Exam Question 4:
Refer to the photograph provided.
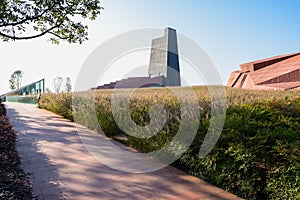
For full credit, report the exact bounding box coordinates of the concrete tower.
[149,27,181,86]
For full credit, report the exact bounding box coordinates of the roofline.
[1,78,45,97]
[240,52,300,66]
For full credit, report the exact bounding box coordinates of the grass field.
[39,86,300,199]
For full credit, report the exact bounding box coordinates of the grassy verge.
[174,99,300,199]
[0,100,32,199]
[38,87,300,199]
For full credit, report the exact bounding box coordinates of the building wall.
[227,53,300,90]
[149,35,168,77]
[259,69,300,85]
[148,27,181,86]
[227,71,243,87]
[94,76,165,89]
[166,28,181,86]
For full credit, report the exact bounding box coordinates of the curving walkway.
[5,102,242,200]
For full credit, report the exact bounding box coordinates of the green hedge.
[38,88,300,199]
[38,93,73,121]
[6,95,38,104]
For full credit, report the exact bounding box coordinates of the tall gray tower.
[149,27,181,86]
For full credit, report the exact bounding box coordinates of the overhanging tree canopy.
[0,0,103,44]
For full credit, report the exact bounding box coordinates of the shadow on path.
[5,102,242,200]
[6,104,65,199]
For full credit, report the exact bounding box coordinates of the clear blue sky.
[1,0,300,93]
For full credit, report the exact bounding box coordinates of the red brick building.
[227,52,300,90]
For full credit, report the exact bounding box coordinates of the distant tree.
[9,78,16,91]
[65,77,72,92]
[9,70,23,91]
[0,0,103,44]
[53,77,63,93]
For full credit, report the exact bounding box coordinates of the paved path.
[5,102,241,200]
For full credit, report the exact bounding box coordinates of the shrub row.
[38,93,73,121]
[38,87,300,199]
[0,100,32,200]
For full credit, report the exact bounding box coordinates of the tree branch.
[0,22,63,40]
[0,0,103,43]
[0,3,57,28]
[49,31,68,40]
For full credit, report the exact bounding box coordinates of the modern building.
[96,76,165,89]
[227,52,300,90]
[149,27,181,86]
[0,79,45,102]
[93,27,181,89]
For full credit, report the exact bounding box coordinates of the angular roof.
[227,52,300,90]
[249,54,300,84]
[240,52,300,72]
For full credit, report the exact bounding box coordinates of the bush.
[174,99,300,199]
[38,93,73,121]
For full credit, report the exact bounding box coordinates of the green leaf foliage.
[175,99,300,199]
[0,0,103,44]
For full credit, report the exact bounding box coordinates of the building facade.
[93,27,181,89]
[149,27,181,86]
[227,52,300,90]
[0,79,45,102]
